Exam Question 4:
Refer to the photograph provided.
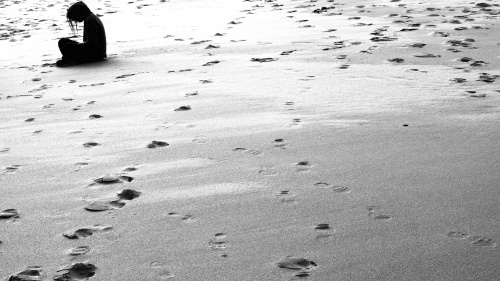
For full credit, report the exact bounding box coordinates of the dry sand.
[1,0,500,280]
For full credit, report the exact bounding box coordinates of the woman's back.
[83,13,106,59]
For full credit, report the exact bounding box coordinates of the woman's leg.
[58,38,79,56]
[63,44,104,64]
[57,38,105,66]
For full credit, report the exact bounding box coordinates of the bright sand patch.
[1,0,500,280]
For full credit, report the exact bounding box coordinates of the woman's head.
[66,1,91,33]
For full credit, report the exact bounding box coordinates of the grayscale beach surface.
[1,0,500,280]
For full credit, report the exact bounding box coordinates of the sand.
[1,0,500,280]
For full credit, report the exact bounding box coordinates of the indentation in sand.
[278,256,317,277]
[68,246,90,256]
[6,266,44,281]
[54,262,97,280]
[0,209,20,220]
[63,225,113,239]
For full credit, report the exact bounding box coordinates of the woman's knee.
[58,38,68,47]
[58,38,71,53]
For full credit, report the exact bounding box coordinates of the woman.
[57,1,106,67]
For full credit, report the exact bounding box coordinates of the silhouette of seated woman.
[57,2,106,67]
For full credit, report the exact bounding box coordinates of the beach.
[1,0,500,280]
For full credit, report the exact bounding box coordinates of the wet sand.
[1,0,500,280]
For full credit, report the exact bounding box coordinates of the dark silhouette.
[57,1,106,67]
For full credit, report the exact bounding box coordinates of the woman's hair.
[66,1,91,34]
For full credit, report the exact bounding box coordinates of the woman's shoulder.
[85,13,100,21]
[85,13,104,24]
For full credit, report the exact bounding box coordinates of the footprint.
[412,53,441,58]
[167,212,195,222]
[299,72,316,80]
[339,64,350,69]
[174,105,191,111]
[150,262,175,280]
[367,205,392,221]
[470,93,487,98]
[283,101,296,111]
[478,73,499,83]
[406,43,426,48]
[92,175,134,185]
[314,182,331,188]
[180,214,195,222]
[250,58,278,63]
[117,189,141,200]
[273,138,287,148]
[315,223,330,230]
[54,263,97,280]
[280,50,296,55]
[6,266,44,281]
[63,225,113,239]
[84,200,125,212]
[331,185,351,193]
[371,214,392,220]
[25,118,35,122]
[84,189,141,212]
[388,58,404,63]
[202,60,220,66]
[258,165,277,176]
[289,118,302,127]
[116,73,135,79]
[208,233,227,250]
[147,141,169,148]
[0,209,20,220]
[123,167,138,172]
[470,61,488,67]
[277,256,317,277]
[447,231,469,239]
[315,223,334,239]
[296,161,311,172]
[0,148,10,153]
[450,78,467,83]
[68,246,90,256]
[469,236,497,247]
[88,114,103,119]
[370,36,397,42]
[191,40,211,45]
[83,142,100,147]
[4,165,21,174]
[276,190,296,204]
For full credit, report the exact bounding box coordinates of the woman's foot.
[56,58,77,67]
